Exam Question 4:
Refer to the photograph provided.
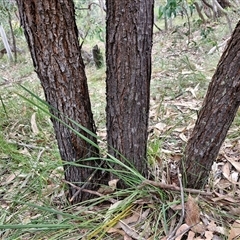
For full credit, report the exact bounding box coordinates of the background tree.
[106,0,154,184]
[16,0,103,203]
[0,0,17,62]
[182,20,240,189]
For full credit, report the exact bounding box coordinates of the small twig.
[7,140,46,162]
[140,179,212,196]
[154,23,163,32]
[167,168,185,240]
[8,140,47,150]
[36,148,45,162]
[75,2,102,11]
[62,179,117,204]
[80,27,90,49]
[68,160,105,202]
[172,222,199,239]
[167,214,176,236]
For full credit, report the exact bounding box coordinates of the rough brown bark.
[217,0,231,8]
[92,45,103,69]
[182,21,240,189]
[106,1,154,185]
[16,0,104,203]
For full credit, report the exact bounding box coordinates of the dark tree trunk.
[106,1,154,185]
[16,0,103,203]
[217,0,231,8]
[92,45,103,69]
[182,21,240,189]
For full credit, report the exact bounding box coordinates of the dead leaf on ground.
[19,147,31,156]
[225,154,240,172]
[206,220,217,232]
[185,195,204,234]
[186,230,195,240]
[108,228,132,240]
[222,162,231,179]
[185,83,199,98]
[205,231,213,239]
[98,179,119,194]
[115,210,140,229]
[31,112,39,135]
[175,223,190,240]
[179,132,188,142]
[185,195,200,226]
[1,171,20,185]
[228,220,240,240]
[119,221,143,240]
[108,179,119,189]
[155,122,167,131]
[212,192,240,203]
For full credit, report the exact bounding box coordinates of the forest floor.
[0,14,240,240]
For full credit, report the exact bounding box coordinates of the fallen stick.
[62,179,117,204]
[140,179,213,196]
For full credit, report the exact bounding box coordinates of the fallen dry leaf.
[207,220,217,232]
[19,147,31,157]
[225,154,240,172]
[222,162,240,186]
[31,112,39,135]
[205,231,213,239]
[185,195,200,227]
[185,195,205,234]
[119,221,143,240]
[1,171,19,185]
[155,122,167,132]
[108,179,119,189]
[212,192,240,203]
[222,162,231,179]
[228,206,240,215]
[115,211,140,229]
[175,223,190,240]
[185,83,199,98]
[104,200,123,221]
[107,228,132,240]
[179,132,188,142]
[230,171,239,182]
[98,179,119,194]
[186,230,195,240]
[228,220,240,240]
[138,208,150,223]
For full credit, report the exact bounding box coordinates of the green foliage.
[0,0,16,16]
[158,0,181,19]
[0,0,16,27]
[199,26,218,47]
[158,0,195,20]
[200,26,214,39]
[74,0,105,43]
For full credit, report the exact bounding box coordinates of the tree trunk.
[182,21,240,189]
[92,44,103,69]
[193,2,206,24]
[16,0,104,203]
[217,0,231,8]
[106,1,154,185]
